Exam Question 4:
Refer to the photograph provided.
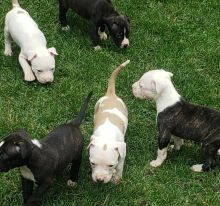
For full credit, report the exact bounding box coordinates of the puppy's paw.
[150,160,162,168]
[191,164,203,172]
[94,45,102,51]
[62,25,70,31]
[4,48,12,56]
[99,32,107,41]
[217,149,220,155]
[67,179,77,188]
[111,175,121,185]
[24,73,36,82]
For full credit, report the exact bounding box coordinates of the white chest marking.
[31,139,42,148]
[20,166,36,182]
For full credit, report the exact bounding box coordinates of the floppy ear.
[103,16,115,27]
[18,142,31,159]
[115,142,126,158]
[48,47,58,56]
[167,71,173,78]
[123,15,130,23]
[151,79,166,95]
[27,51,37,61]
[160,69,173,79]
[87,135,96,149]
[16,130,33,159]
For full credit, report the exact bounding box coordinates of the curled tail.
[71,91,93,127]
[106,60,130,96]
[12,0,20,7]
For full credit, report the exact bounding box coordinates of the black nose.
[97,179,104,183]
[123,44,128,48]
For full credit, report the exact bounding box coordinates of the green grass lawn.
[1,0,220,205]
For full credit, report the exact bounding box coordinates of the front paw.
[94,45,102,51]
[62,25,70,31]
[24,73,35,82]
[191,164,203,172]
[99,32,107,41]
[67,179,77,188]
[111,175,121,185]
[150,160,162,167]
[4,48,12,56]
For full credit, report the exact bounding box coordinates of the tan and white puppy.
[88,60,130,184]
[132,70,184,167]
[4,0,58,84]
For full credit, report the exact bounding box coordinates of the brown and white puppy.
[88,60,130,184]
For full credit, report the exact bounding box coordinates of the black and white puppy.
[0,92,92,206]
[58,0,130,50]
[132,69,220,172]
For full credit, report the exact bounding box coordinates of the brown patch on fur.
[94,96,128,134]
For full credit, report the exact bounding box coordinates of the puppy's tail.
[71,91,93,127]
[106,60,130,96]
[12,0,20,7]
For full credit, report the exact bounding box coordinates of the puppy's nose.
[96,178,104,183]
[123,44,128,48]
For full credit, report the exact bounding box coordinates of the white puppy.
[4,0,58,84]
[88,60,130,184]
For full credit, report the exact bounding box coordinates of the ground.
[0,0,220,205]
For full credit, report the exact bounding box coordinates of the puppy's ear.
[151,79,167,95]
[15,130,33,159]
[87,135,96,149]
[27,51,37,61]
[48,47,58,56]
[18,142,31,159]
[123,15,130,23]
[115,142,126,158]
[104,16,115,27]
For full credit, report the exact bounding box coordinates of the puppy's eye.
[50,68,55,71]
[139,83,143,88]
[108,164,114,167]
[91,162,96,166]
[37,70,43,73]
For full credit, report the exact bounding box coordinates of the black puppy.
[59,0,130,49]
[0,92,92,206]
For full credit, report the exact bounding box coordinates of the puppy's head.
[28,47,58,84]
[132,70,173,100]
[105,15,130,48]
[88,136,126,183]
[0,130,33,172]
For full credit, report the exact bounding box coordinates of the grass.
[0,0,220,205]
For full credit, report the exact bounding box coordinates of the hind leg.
[67,157,82,188]
[191,144,218,172]
[4,25,12,56]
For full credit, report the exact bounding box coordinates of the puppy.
[4,0,58,84]
[88,60,130,184]
[0,92,92,206]
[132,69,220,172]
[59,0,130,50]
